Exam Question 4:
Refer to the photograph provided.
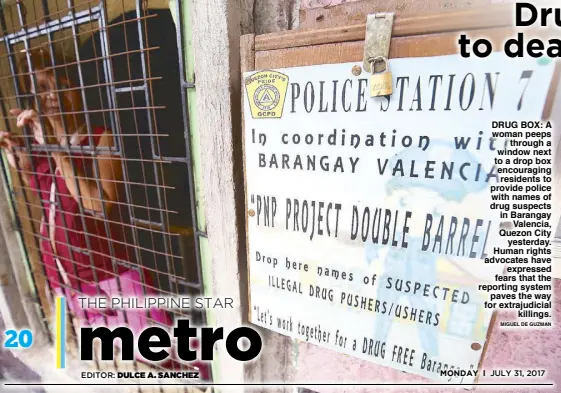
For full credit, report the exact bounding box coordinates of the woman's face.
[32,69,81,117]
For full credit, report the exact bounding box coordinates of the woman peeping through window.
[0,48,208,378]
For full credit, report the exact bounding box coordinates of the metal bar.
[134,1,175,301]
[0,77,161,101]
[10,184,179,214]
[66,1,143,378]
[89,10,120,155]
[66,0,123,299]
[114,85,146,93]
[131,216,163,229]
[31,240,91,258]
[15,144,118,154]
[7,192,60,208]
[133,4,187,380]
[0,6,101,44]
[169,276,201,289]
[11,174,175,190]
[98,0,144,263]
[151,155,188,163]
[16,143,173,156]
[0,104,164,114]
[9,14,102,44]
[117,9,172,382]
[98,5,153,353]
[174,0,205,312]
[40,0,50,23]
[0,50,160,84]
[196,230,208,238]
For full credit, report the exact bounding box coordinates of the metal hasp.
[363,12,394,74]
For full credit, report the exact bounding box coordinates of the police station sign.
[242,53,554,384]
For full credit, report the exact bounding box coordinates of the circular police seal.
[253,84,280,111]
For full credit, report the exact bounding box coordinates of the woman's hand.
[0,130,25,170]
[0,131,18,168]
[10,108,45,145]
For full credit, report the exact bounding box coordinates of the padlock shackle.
[368,56,389,74]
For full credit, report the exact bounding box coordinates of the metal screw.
[248,209,255,217]
[352,65,362,76]
[471,342,482,351]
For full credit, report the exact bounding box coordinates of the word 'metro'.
[80,320,262,362]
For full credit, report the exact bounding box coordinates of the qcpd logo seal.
[245,70,289,119]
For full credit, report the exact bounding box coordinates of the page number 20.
[3,329,33,349]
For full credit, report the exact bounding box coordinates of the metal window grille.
[0,0,211,386]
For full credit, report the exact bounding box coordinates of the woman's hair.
[15,47,81,143]
[16,47,79,99]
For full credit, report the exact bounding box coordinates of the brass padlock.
[369,56,393,97]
